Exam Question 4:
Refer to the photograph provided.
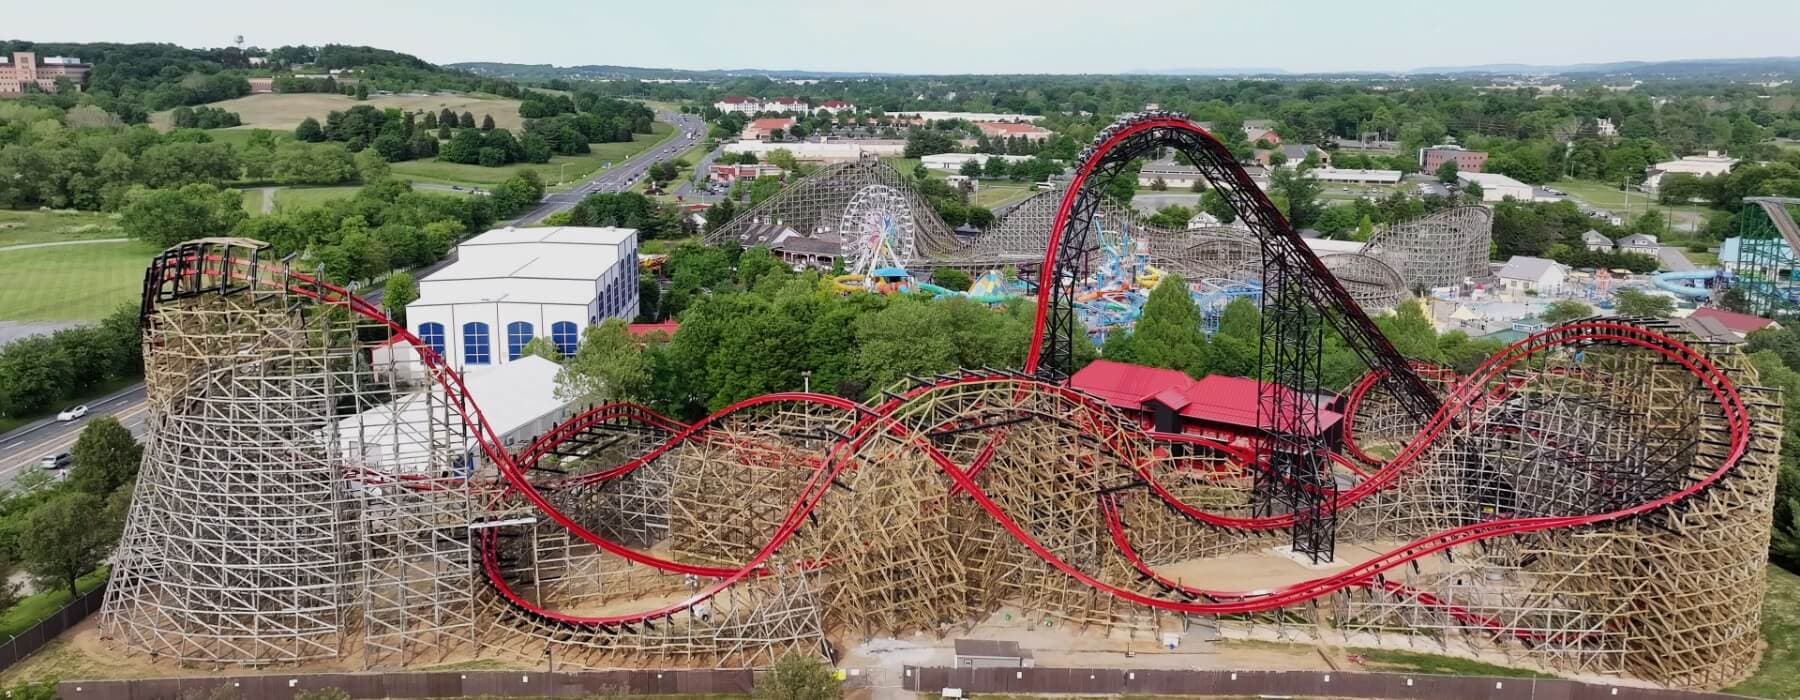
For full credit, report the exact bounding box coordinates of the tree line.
[554,243,1086,419]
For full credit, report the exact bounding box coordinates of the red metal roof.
[1687,307,1775,335]
[821,100,852,108]
[1068,360,1341,437]
[627,321,678,338]
[748,117,796,130]
[719,96,754,104]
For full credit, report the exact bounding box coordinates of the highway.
[515,109,707,225]
[0,109,709,487]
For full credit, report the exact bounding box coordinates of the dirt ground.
[149,93,526,133]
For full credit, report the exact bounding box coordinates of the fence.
[0,582,106,673]
[900,665,1758,700]
[57,669,754,700]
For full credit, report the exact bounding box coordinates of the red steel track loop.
[144,116,1752,636]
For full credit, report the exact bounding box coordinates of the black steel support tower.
[1038,113,1443,563]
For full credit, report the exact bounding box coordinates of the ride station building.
[1068,359,1345,452]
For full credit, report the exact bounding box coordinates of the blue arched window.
[506,321,534,360]
[418,322,445,358]
[462,322,491,365]
[552,321,579,357]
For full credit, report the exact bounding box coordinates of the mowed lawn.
[0,240,160,321]
[0,210,124,248]
[393,121,675,188]
[274,186,363,210]
[1727,564,1800,699]
[150,92,526,133]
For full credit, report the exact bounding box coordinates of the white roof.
[1652,154,1738,176]
[413,226,634,307]
[1457,171,1531,189]
[1497,256,1563,282]
[460,226,634,247]
[722,141,905,159]
[338,356,569,473]
[1304,238,1365,255]
[897,111,1045,123]
[1306,167,1403,184]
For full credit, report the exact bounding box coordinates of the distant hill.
[1410,56,1800,77]
[449,62,893,82]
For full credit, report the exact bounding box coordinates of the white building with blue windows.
[406,226,640,372]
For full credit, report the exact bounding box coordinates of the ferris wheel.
[839,185,916,278]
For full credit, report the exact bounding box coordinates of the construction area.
[84,114,1781,693]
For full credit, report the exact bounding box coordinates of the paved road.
[516,110,707,225]
[0,113,706,486]
[0,385,149,487]
[0,238,129,252]
[1659,246,1698,272]
[673,142,725,199]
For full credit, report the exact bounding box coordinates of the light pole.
[801,370,812,394]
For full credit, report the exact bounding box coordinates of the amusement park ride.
[99,113,1780,691]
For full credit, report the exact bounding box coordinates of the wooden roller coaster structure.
[100,115,1778,690]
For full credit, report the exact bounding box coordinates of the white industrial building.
[1458,172,1536,203]
[338,355,573,476]
[920,153,1031,171]
[1643,152,1739,193]
[1306,167,1404,185]
[721,140,905,163]
[896,111,1045,123]
[407,226,639,372]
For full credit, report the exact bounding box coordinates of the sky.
[9,0,1800,75]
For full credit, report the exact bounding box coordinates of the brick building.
[1419,145,1488,174]
[0,52,90,97]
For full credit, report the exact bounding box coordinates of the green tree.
[984,155,1010,178]
[353,83,368,100]
[519,337,564,363]
[959,159,984,178]
[557,319,653,405]
[912,163,928,181]
[1435,159,1460,186]
[481,114,496,131]
[1131,274,1209,376]
[1199,188,1237,224]
[767,148,800,173]
[383,271,418,326]
[1541,299,1593,325]
[20,492,116,597]
[753,653,842,700]
[459,111,476,129]
[737,246,784,288]
[120,184,250,248]
[931,267,973,292]
[1269,167,1324,229]
[354,148,390,182]
[1612,288,1675,318]
[295,117,326,142]
[69,417,142,497]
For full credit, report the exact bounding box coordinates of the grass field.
[239,188,266,216]
[151,92,526,133]
[274,186,363,210]
[393,121,675,188]
[0,240,160,321]
[1553,178,1711,226]
[971,183,1034,209]
[0,568,106,639]
[1726,565,1800,699]
[0,210,124,248]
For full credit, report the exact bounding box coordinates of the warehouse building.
[406,226,639,372]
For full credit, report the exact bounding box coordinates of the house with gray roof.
[1582,229,1613,252]
[1616,233,1660,256]
[1496,256,1569,296]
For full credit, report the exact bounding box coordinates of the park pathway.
[0,237,129,252]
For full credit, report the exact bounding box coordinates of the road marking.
[3,441,20,449]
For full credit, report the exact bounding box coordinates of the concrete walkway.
[257,186,277,214]
[0,237,129,252]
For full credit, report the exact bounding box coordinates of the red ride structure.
[100,115,1780,690]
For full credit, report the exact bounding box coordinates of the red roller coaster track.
[143,114,1752,645]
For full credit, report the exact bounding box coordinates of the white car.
[56,405,88,422]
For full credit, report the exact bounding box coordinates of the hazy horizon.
[9,0,1800,75]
